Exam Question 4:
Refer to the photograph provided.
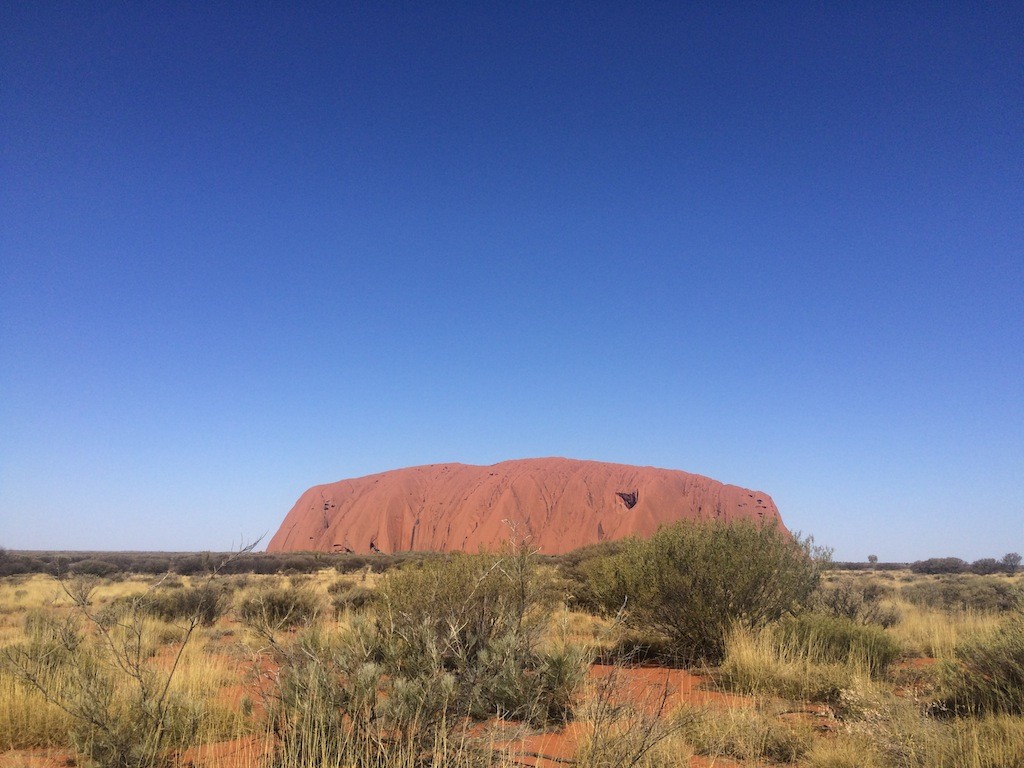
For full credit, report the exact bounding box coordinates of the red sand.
[490,665,751,767]
[268,457,784,555]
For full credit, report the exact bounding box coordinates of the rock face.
[268,458,785,555]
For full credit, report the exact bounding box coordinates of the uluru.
[268,458,785,555]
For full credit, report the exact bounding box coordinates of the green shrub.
[911,558,968,575]
[267,547,587,768]
[376,549,584,724]
[971,558,1003,575]
[576,521,827,663]
[902,576,1021,613]
[777,614,901,677]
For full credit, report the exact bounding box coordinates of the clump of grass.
[718,624,865,704]
[840,687,1024,768]
[935,618,1024,716]
[803,732,885,768]
[0,661,74,749]
[239,584,321,632]
[936,714,1024,768]
[776,613,902,677]
[144,583,232,626]
[327,578,376,615]
[888,599,1003,659]
[675,702,814,763]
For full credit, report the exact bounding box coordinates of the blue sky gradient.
[2,3,1021,560]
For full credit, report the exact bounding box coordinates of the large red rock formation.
[268,458,784,555]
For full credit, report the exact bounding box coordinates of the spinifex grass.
[0,659,74,748]
[718,623,877,703]
[887,599,1003,660]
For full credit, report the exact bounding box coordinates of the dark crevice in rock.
[616,491,638,509]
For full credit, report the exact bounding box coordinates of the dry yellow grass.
[1,565,1023,767]
[0,665,73,749]
[718,623,876,703]
[887,599,1003,659]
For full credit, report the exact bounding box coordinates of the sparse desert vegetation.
[1,531,1022,768]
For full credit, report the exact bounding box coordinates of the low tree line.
[0,547,432,578]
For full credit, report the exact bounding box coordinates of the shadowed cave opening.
[616,490,638,509]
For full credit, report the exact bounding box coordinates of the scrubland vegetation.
[0,529,1021,768]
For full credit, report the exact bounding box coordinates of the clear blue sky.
[2,3,1021,561]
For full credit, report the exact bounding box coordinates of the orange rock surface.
[267,457,784,555]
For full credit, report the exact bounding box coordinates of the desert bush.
[332,551,429,574]
[239,584,321,631]
[266,546,586,768]
[596,631,679,665]
[133,557,172,575]
[70,559,120,577]
[217,553,281,575]
[815,581,900,627]
[901,576,1021,613]
[970,558,1003,576]
[1,544,259,765]
[828,561,907,572]
[911,558,969,575]
[1,587,203,768]
[575,521,827,663]
[281,554,319,573]
[375,548,584,724]
[776,614,902,677]
[144,583,231,626]
[935,618,1024,716]
[173,555,213,576]
[270,623,502,768]
[554,539,627,572]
